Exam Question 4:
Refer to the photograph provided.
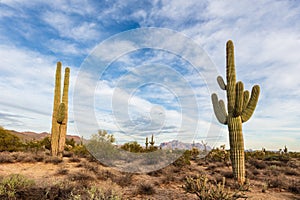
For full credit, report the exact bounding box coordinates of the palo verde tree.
[211,40,260,184]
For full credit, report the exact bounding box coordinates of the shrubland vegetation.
[0,126,299,199]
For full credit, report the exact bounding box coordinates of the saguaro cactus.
[51,62,70,157]
[211,41,260,184]
[145,137,149,150]
[149,134,155,147]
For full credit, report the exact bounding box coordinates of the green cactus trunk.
[51,62,70,158]
[228,116,245,184]
[212,41,260,185]
[51,62,61,156]
[58,67,70,157]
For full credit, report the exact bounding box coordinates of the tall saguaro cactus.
[211,41,260,184]
[51,62,70,157]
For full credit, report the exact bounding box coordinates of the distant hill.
[159,140,211,151]
[8,130,82,143]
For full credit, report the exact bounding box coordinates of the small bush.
[0,152,14,163]
[0,174,35,198]
[44,157,63,165]
[96,170,115,181]
[113,173,132,187]
[71,145,90,157]
[137,183,155,195]
[0,128,23,152]
[69,172,94,182]
[248,159,267,169]
[288,180,300,194]
[173,150,191,168]
[183,175,233,200]
[284,168,299,176]
[267,176,285,188]
[56,168,69,175]
[69,156,81,163]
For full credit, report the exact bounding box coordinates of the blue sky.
[0,0,300,151]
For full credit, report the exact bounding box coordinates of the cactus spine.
[211,41,260,184]
[51,62,70,157]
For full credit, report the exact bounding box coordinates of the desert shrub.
[121,141,143,153]
[191,147,200,160]
[85,132,119,163]
[44,156,63,165]
[56,167,69,175]
[0,174,35,198]
[0,128,23,152]
[69,156,81,163]
[142,151,160,165]
[263,154,290,162]
[267,175,286,188]
[245,150,265,160]
[40,136,51,150]
[82,161,99,174]
[248,158,267,169]
[183,175,233,200]
[288,179,300,194]
[96,170,115,181]
[68,171,94,182]
[284,168,299,176]
[71,145,90,157]
[66,138,76,148]
[112,173,133,187]
[137,183,155,195]
[206,147,229,163]
[147,169,163,177]
[0,152,14,163]
[220,171,234,179]
[173,150,191,168]
[70,185,121,200]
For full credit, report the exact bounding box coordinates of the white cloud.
[42,11,99,42]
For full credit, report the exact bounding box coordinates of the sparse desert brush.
[112,173,133,187]
[70,185,121,200]
[0,127,23,152]
[0,174,35,198]
[248,158,267,169]
[266,174,287,189]
[71,145,90,157]
[56,167,69,175]
[136,182,155,195]
[68,171,95,183]
[205,146,230,163]
[44,156,63,165]
[284,167,299,176]
[0,152,14,163]
[95,170,115,181]
[288,179,300,194]
[183,175,234,200]
[173,150,191,168]
[69,156,81,163]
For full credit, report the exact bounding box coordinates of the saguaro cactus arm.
[57,103,65,124]
[217,76,226,90]
[211,93,228,124]
[241,85,260,122]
